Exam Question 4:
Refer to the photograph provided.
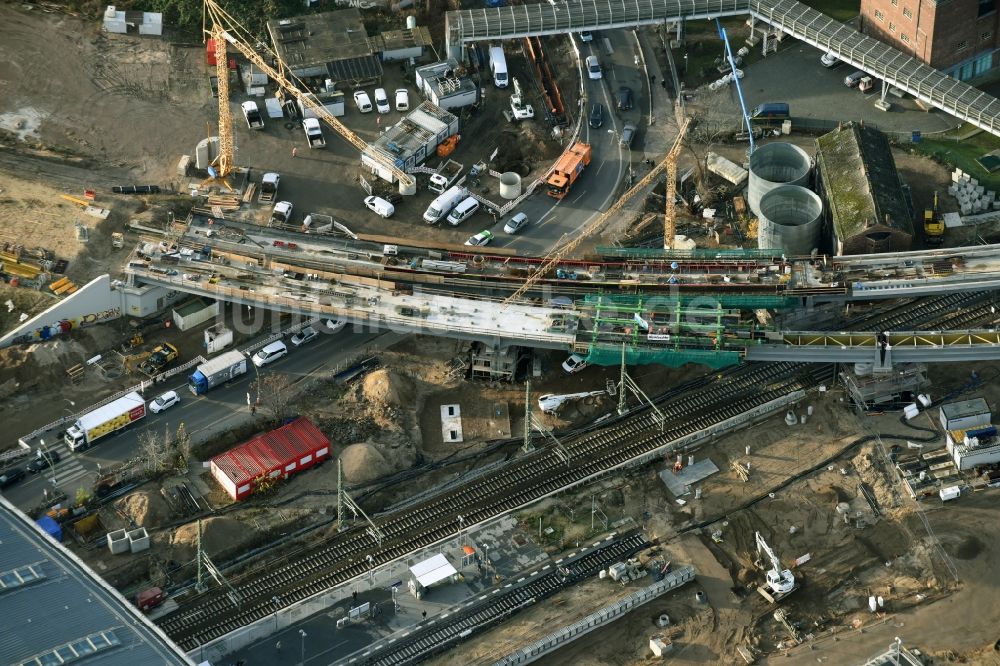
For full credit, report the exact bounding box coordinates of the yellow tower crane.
[202,23,234,191]
[663,118,690,250]
[201,0,415,193]
[502,118,690,308]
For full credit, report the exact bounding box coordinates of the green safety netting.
[596,247,783,260]
[581,292,794,310]
[583,345,741,369]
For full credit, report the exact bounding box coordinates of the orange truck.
[546,142,592,199]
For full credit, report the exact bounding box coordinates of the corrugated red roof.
[210,418,331,493]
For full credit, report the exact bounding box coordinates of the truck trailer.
[546,142,591,199]
[64,391,147,452]
[188,350,248,395]
[303,118,326,148]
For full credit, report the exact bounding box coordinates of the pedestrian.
[276,640,282,651]
[661,79,667,90]
[422,611,427,620]
[352,590,358,603]
[292,147,298,158]
[251,405,256,416]
[650,74,656,85]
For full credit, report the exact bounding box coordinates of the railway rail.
[158,292,998,651]
[347,532,651,666]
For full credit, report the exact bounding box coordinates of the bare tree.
[140,426,172,474]
[252,373,294,423]
[174,422,193,471]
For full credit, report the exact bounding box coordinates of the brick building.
[860,0,1000,79]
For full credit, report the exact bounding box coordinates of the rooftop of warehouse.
[815,122,914,241]
[0,497,190,666]
[374,26,434,52]
[266,9,375,69]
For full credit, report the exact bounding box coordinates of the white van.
[446,196,480,226]
[252,341,288,367]
[489,46,509,88]
[364,195,395,218]
[423,185,468,224]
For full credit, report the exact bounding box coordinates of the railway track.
[159,294,993,650]
[351,532,651,666]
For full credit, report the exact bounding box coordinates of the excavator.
[754,531,797,603]
[923,191,944,246]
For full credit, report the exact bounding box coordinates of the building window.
[983,31,994,41]
[874,9,884,21]
[901,33,911,43]
[902,7,913,18]
[956,40,968,51]
[978,0,996,18]
[889,22,897,32]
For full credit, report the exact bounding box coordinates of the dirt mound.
[362,368,414,407]
[340,442,391,485]
[0,338,88,398]
[170,516,256,561]
[115,490,172,529]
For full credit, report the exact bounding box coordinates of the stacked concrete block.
[128,527,150,553]
[107,529,129,554]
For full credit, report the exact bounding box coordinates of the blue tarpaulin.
[37,515,62,541]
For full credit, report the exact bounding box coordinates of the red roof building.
[210,418,331,501]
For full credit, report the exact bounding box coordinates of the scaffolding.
[840,363,929,410]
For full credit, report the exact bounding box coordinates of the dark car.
[0,467,25,489]
[589,103,604,129]
[27,450,61,474]
[617,86,633,112]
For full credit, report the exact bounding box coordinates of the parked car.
[325,319,346,333]
[586,55,602,80]
[149,390,180,414]
[0,467,25,489]
[395,88,410,112]
[619,123,637,147]
[504,212,529,234]
[353,90,373,113]
[374,88,390,114]
[617,86,633,111]
[364,195,395,218]
[561,353,588,374]
[844,70,866,87]
[589,103,604,129]
[464,230,494,247]
[252,341,288,367]
[820,51,840,68]
[579,31,593,42]
[27,450,61,474]
[290,325,319,347]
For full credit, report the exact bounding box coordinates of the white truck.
[258,172,280,203]
[64,392,147,452]
[489,46,509,88]
[429,160,464,194]
[423,185,468,224]
[270,201,294,226]
[303,118,326,148]
[241,101,265,130]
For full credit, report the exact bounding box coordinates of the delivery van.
[423,185,468,224]
[446,197,480,226]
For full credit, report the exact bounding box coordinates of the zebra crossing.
[36,445,91,491]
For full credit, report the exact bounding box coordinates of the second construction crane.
[202,0,415,194]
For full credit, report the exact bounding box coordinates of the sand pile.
[115,490,172,529]
[362,368,414,407]
[0,338,88,398]
[169,516,257,561]
[340,442,391,485]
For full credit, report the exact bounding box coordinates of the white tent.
[409,553,457,588]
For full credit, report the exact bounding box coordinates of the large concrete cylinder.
[499,172,522,199]
[748,142,811,217]
[757,185,823,256]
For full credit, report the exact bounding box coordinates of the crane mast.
[663,118,690,250]
[502,118,689,307]
[202,0,415,191]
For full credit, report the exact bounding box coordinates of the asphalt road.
[2,328,392,510]
[496,29,648,255]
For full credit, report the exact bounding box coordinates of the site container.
[210,418,331,500]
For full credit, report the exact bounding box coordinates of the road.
[499,29,649,255]
[2,328,394,510]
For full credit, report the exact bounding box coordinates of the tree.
[174,422,193,470]
[75,487,91,508]
[140,426,172,474]
[252,373,294,423]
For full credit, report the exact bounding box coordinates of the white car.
[374,87,390,114]
[561,354,588,374]
[395,88,410,112]
[820,52,840,68]
[353,90,373,113]
[253,341,288,367]
[149,390,180,414]
[579,31,593,42]
[504,212,529,234]
[586,55,602,80]
[365,195,395,218]
[291,326,318,347]
[325,319,346,333]
[464,230,494,247]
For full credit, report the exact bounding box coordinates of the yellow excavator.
[924,191,944,246]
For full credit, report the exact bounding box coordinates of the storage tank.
[747,142,811,216]
[756,185,822,256]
